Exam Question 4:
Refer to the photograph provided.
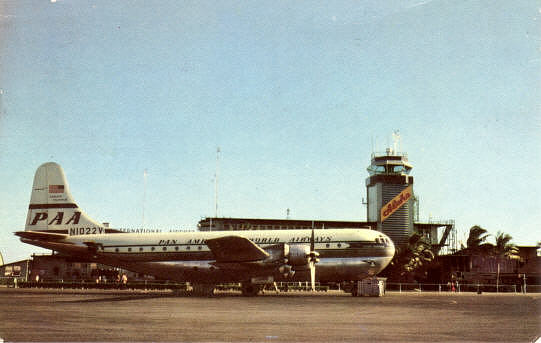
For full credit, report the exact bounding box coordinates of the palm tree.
[466,225,489,249]
[493,231,520,259]
[403,233,435,273]
[464,225,493,255]
[491,231,520,290]
[382,233,435,281]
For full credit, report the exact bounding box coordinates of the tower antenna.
[215,147,220,218]
[392,130,401,155]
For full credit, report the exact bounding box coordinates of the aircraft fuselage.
[20,228,394,284]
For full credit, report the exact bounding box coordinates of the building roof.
[199,217,374,226]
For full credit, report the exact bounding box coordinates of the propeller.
[307,225,320,291]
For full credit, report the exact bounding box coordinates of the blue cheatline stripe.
[28,203,78,209]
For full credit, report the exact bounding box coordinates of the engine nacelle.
[286,244,311,267]
[265,243,314,277]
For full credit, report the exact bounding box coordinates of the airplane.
[16,162,395,296]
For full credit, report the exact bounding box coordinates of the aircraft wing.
[206,236,270,263]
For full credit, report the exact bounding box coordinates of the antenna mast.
[215,147,220,218]
[392,130,401,155]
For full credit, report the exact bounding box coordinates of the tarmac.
[0,288,539,342]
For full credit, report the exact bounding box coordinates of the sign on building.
[381,185,413,222]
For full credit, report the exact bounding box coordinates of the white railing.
[2,278,540,294]
[386,282,541,293]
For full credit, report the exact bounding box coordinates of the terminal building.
[198,218,374,232]
[199,149,457,253]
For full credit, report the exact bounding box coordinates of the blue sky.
[1,0,540,262]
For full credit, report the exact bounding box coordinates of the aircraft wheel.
[241,283,261,296]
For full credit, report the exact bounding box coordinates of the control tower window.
[367,165,385,175]
[393,166,405,173]
[391,165,411,174]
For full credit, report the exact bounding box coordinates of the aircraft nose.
[378,235,395,273]
[386,238,395,258]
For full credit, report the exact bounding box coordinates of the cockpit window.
[376,236,390,246]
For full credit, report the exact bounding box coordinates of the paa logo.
[29,212,81,225]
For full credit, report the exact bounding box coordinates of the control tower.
[366,148,414,247]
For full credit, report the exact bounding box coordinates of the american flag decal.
[49,185,64,193]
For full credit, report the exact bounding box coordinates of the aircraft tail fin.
[25,162,105,235]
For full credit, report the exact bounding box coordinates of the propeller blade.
[310,261,316,291]
[310,224,315,252]
[309,224,317,291]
